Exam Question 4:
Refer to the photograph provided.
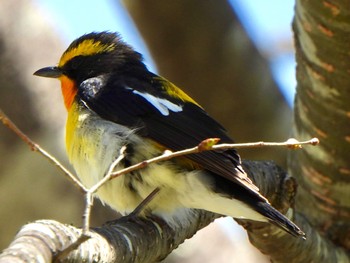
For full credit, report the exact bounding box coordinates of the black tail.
[257,202,306,239]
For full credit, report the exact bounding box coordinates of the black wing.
[79,74,263,198]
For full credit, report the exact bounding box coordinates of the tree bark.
[5,161,343,263]
[291,0,350,250]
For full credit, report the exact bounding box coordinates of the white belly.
[66,103,267,227]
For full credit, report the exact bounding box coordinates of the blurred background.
[0,0,295,262]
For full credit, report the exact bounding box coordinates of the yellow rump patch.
[155,76,202,108]
[59,39,115,67]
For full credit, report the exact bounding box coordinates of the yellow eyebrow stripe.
[59,39,115,67]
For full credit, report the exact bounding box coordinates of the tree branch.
[242,162,349,263]
[291,0,350,251]
[1,160,348,263]
[0,109,86,192]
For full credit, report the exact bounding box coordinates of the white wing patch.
[132,90,183,116]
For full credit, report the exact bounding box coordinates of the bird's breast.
[64,101,256,226]
[65,101,142,211]
[64,101,195,219]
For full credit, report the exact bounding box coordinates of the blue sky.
[35,0,296,105]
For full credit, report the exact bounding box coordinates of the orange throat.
[59,75,78,110]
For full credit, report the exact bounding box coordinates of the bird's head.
[34,32,144,110]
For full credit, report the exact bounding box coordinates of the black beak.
[33,66,62,78]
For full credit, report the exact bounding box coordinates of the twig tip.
[198,138,220,151]
[310,137,320,145]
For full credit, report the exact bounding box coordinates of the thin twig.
[56,147,128,261]
[216,137,320,150]
[130,187,160,217]
[54,234,90,263]
[109,137,319,180]
[82,146,127,234]
[87,146,127,194]
[0,109,87,192]
[82,193,94,235]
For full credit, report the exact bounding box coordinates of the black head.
[34,32,146,84]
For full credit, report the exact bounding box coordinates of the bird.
[34,31,305,238]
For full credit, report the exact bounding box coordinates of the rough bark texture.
[291,0,350,251]
[1,160,348,262]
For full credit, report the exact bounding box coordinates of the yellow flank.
[155,77,203,108]
[65,101,104,171]
[65,100,80,155]
[59,39,115,67]
[66,100,84,159]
